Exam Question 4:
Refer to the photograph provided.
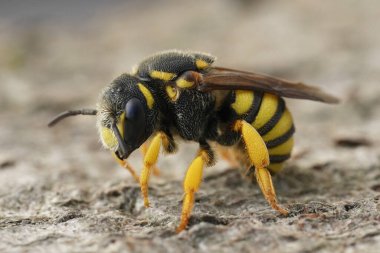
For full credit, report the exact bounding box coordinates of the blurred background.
[0,0,379,252]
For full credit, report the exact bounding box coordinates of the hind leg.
[233,120,288,215]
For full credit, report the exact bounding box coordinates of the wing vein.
[198,67,339,104]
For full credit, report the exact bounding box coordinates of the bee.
[48,50,338,232]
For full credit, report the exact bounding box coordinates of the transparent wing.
[198,67,339,103]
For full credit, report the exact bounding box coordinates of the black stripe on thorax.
[265,124,295,149]
[258,98,285,136]
[245,91,263,123]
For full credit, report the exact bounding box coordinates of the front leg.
[112,153,140,182]
[233,120,289,215]
[176,144,214,233]
[140,132,175,207]
[141,142,160,176]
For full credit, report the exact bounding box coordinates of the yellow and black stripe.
[229,90,295,173]
[135,50,215,82]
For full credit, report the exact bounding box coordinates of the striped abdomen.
[229,90,295,173]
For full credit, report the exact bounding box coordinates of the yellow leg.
[112,153,139,182]
[140,133,166,207]
[234,120,288,215]
[176,149,209,233]
[141,142,160,176]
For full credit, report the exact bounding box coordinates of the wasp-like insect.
[48,50,338,232]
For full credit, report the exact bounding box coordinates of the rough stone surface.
[1,1,379,252]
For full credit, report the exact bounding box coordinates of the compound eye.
[124,98,146,145]
[125,98,144,121]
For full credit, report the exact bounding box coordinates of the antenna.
[48,109,97,127]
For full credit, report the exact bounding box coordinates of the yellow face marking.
[101,127,118,149]
[176,78,194,89]
[195,59,209,69]
[252,93,278,128]
[165,85,178,101]
[268,137,294,155]
[149,70,176,81]
[100,113,125,150]
[138,83,154,109]
[231,90,254,115]
[263,109,293,142]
